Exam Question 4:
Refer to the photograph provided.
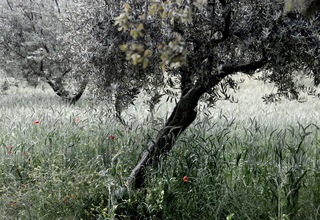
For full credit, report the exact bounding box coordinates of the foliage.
[92,0,320,104]
[89,1,165,116]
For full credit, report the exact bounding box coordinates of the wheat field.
[1,71,320,219]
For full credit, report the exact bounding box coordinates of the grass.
[1,74,320,219]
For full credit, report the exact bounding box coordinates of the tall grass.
[1,79,320,219]
[122,114,319,220]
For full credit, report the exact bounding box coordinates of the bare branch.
[54,0,61,14]
[6,0,13,11]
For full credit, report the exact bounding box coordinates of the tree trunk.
[128,84,207,189]
[47,77,88,105]
[37,60,88,104]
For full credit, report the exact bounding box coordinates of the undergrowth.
[1,90,320,219]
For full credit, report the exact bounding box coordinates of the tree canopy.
[93,0,319,105]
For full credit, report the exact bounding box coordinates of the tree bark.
[128,84,207,189]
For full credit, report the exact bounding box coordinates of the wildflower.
[7,146,12,155]
[63,197,67,204]
[33,120,39,125]
[109,134,115,140]
[22,151,28,158]
[10,201,16,207]
[74,117,80,123]
[182,176,188,182]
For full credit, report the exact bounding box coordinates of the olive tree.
[0,0,91,104]
[93,0,320,190]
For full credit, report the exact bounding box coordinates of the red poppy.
[109,135,115,140]
[183,176,189,182]
[22,152,28,158]
[7,146,12,155]
[33,120,40,125]
[74,118,80,123]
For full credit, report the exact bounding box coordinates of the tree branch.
[54,0,61,14]
[219,0,227,7]
[6,44,26,59]
[207,57,269,89]
[62,68,72,77]
[208,9,232,46]
[6,0,13,11]
[221,9,231,41]
[222,57,269,75]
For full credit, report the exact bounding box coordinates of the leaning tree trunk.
[128,84,207,189]
[47,77,88,105]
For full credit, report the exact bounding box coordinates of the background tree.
[284,0,320,16]
[0,0,91,104]
[92,0,320,190]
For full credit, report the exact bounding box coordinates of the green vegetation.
[1,83,320,220]
[1,1,320,218]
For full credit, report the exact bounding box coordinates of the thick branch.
[180,65,194,96]
[62,68,72,77]
[221,9,232,41]
[6,0,13,11]
[6,44,26,59]
[219,0,227,7]
[207,57,269,89]
[47,77,87,105]
[54,0,61,14]
[208,10,231,47]
[222,57,269,75]
[69,78,88,104]
[46,79,69,98]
